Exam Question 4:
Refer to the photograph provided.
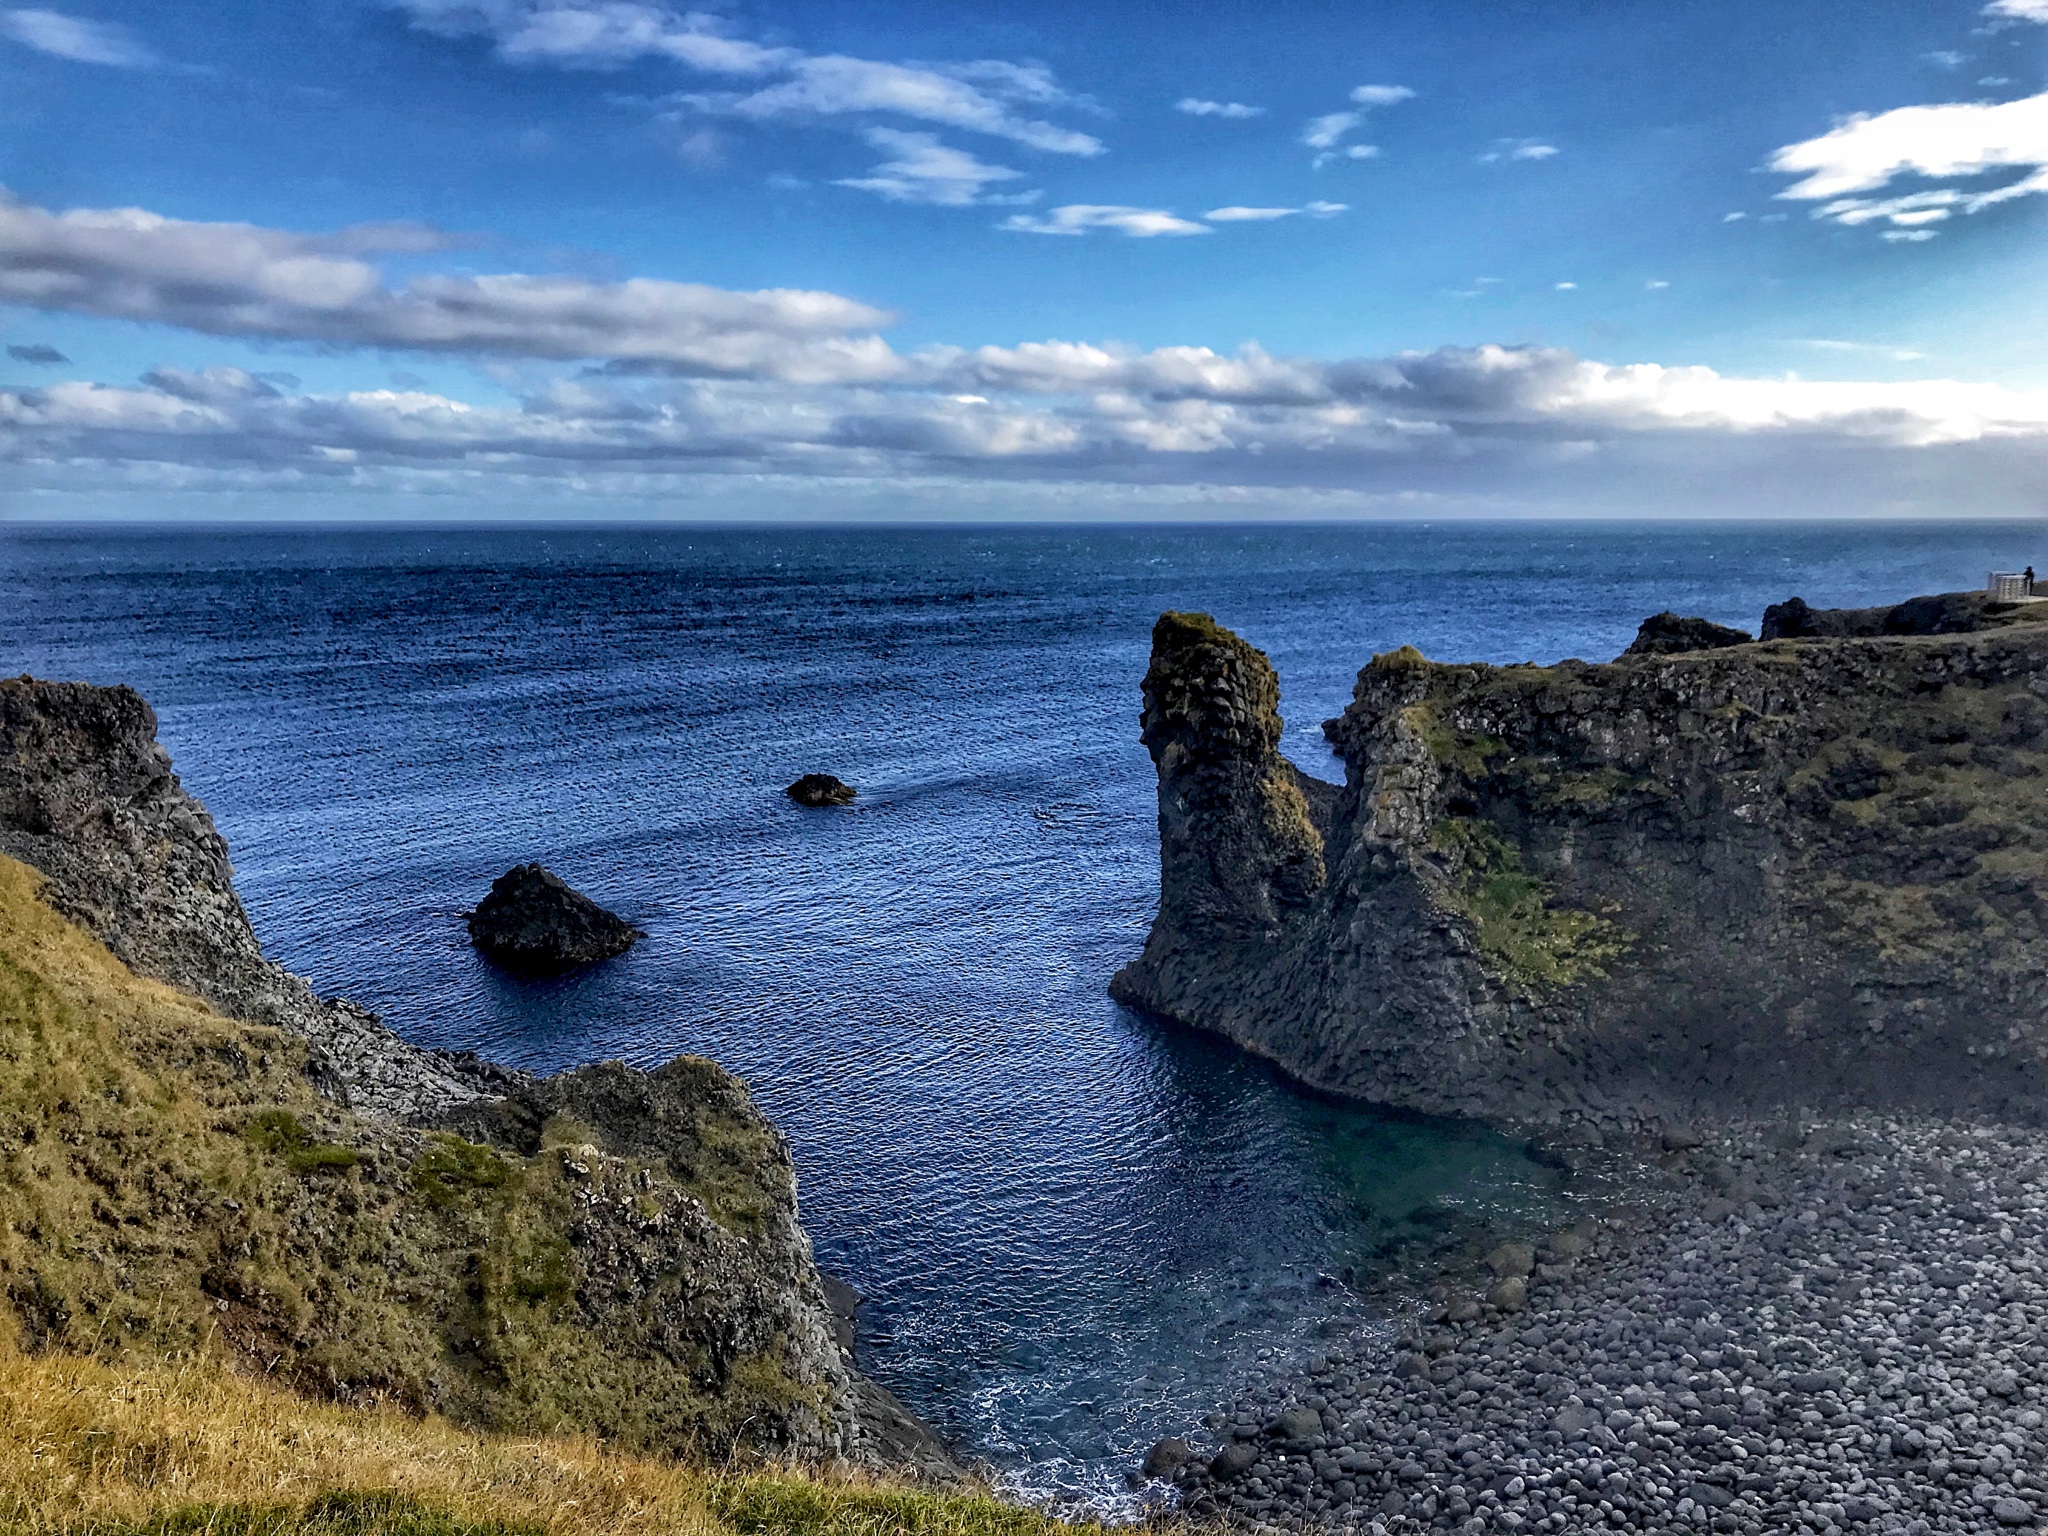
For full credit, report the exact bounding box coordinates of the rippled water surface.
[3,521,2032,1498]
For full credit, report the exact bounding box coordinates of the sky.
[1,0,2046,520]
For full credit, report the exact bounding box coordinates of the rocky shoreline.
[1154,1113,2047,1536]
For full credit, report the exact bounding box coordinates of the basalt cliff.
[0,676,953,1476]
[1110,595,2048,1130]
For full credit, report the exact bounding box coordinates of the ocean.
[3,519,2034,1501]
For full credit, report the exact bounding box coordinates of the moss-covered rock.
[1115,600,2048,1128]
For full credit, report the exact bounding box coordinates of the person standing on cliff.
[2027,566,2036,596]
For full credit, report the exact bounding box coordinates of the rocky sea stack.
[467,863,643,973]
[1111,593,2048,1129]
[787,773,857,807]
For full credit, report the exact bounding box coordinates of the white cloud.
[704,56,1103,156]
[1301,111,1360,150]
[999,204,1209,237]
[0,191,901,380]
[1349,84,1415,106]
[1985,0,2048,21]
[0,7,152,65]
[1646,279,1670,290]
[1481,138,1558,163]
[1769,92,2048,231]
[835,129,1027,206]
[391,1,1103,156]
[1724,211,1747,221]
[1555,281,1576,290]
[1926,50,1965,67]
[1203,201,1346,222]
[1177,98,1262,118]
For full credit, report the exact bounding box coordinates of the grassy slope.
[0,854,1108,1536]
[0,852,834,1451]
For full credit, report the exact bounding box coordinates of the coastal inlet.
[4,520,2033,1503]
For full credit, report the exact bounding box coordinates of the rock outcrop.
[467,864,643,973]
[1111,600,2048,1129]
[0,675,957,1474]
[786,774,857,807]
[1619,612,1752,657]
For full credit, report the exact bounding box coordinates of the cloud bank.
[0,192,900,381]
[5,193,2046,514]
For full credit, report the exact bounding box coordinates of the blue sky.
[2,0,2046,518]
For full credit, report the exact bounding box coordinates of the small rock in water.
[786,773,857,807]
[466,863,643,973]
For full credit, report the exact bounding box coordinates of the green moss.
[243,1110,360,1176]
[1430,818,1633,994]
[1401,702,1502,778]
[411,1136,517,1212]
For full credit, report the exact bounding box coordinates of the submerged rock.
[466,863,643,972]
[786,773,857,807]
[1619,611,1752,657]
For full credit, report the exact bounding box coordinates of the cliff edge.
[1111,599,2048,1128]
[0,676,956,1477]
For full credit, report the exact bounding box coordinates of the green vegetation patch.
[243,1110,361,1176]
[410,1136,516,1212]
[1430,818,1633,994]
[1399,702,1502,779]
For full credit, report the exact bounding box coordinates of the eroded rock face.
[0,675,958,1474]
[0,678,504,1120]
[1112,605,2048,1127]
[467,864,643,973]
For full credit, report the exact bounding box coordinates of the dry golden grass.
[0,1262,1112,1536]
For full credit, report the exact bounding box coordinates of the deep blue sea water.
[3,520,2038,1501]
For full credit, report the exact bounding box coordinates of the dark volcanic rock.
[1112,601,2048,1126]
[1619,611,1752,657]
[466,863,642,972]
[786,773,857,807]
[1762,588,1997,641]
[0,675,505,1119]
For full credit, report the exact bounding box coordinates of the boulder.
[1141,1436,1195,1478]
[1619,612,1752,657]
[466,863,643,972]
[1210,1442,1260,1480]
[787,773,857,807]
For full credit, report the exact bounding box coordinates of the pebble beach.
[1156,1116,2048,1536]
